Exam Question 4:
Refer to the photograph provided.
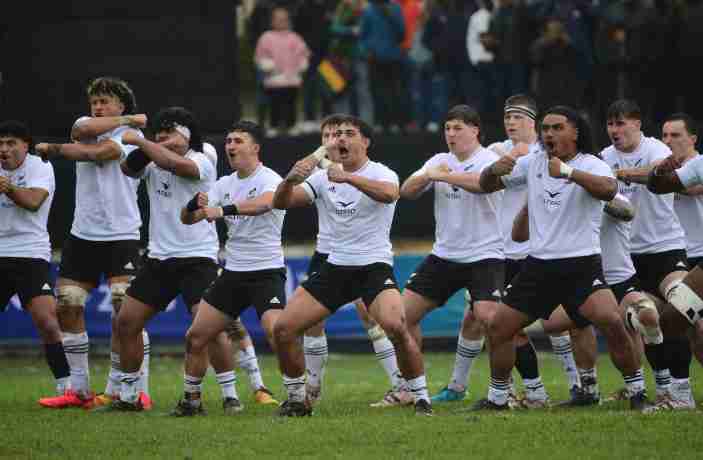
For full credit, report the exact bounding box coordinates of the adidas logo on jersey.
[593,279,603,287]
[384,279,394,286]
[124,262,135,270]
[270,297,281,304]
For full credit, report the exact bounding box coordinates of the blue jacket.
[359,2,405,61]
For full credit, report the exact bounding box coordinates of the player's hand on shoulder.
[286,157,317,184]
[122,131,141,146]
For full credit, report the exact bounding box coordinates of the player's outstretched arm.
[548,157,617,201]
[35,139,122,163]
[331,166,398,203]
[0,178,49,212]
[71,114,147,141]
[614,166,656,185]
[438,171,484,194]
[400,169,432,200]
[122,131,199,179]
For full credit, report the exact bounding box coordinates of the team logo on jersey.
[224,193,230,201]
[156,181,172,198]
[543,189,562,211]
[335,199,356,216]
[537,173,543,178]
[336,200,354,208]
[162,182,170,190]
[247,187,257,198]
[634,159,643,167]
[463,164,474,171]
[328,185,336,193]
[613,163,620,170]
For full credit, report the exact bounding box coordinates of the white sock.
[488,377,510,406]
[407,375,429,403]
[523,377,548,401]
[183,374,203,406]
[371,336,403,390]
[120,371,140,403]
[549,334,580,389]
[654,369,671,396]
[283,374,306,403]
[239,345,265,391]
[216,371,239,400]
[304,335,328,389]
[623,368,645,395]
[56,377,70,395]
[62,332,90,397]
[137,330,150,395]
[105,352,121,396]
[448,337,483,392]
[671,377,693,402]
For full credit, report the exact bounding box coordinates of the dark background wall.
[0,0,240,137]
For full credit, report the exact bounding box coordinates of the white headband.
[174,124,191,141]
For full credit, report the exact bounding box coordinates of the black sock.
[514,341,540,380]
[644,342,667,371]
[44,342,70,379]
[667,337,692,380]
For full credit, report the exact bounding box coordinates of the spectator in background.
[255,6,311,137]
[424,0,476,110]
[396,0,422,132]
[677,0,703,120]
[467,0,498,119]
[360,0,408,133]
[247,0,276,129]
[408,0,446,132]
[327,0,373,124]
[481,0,533,108]
[294,0,334,134]
[530,18,586,110]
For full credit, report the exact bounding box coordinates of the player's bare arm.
[35,139,122,163]
[122,131,199,179]
[0,177,49,212]
[646,165,686,194]
[603,194,635,222]
[511,202,529,243]
[71,114,147,141]
[548,157,617,201]
[479,156,514,192]
[399,169,431,200]
[330,166,399,203]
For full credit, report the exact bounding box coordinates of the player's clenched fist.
[490,155,517,176]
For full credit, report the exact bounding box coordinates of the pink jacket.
[255,30,311,88]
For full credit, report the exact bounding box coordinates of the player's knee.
[273,319,296,345]
[225,318,248,342]
[110,282,129,315]
[185,328,208,354]
[56,285,89,313]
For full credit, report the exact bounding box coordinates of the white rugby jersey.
[495,140,543,260]
[600,135,685,254]
[70,116,142,241]
[209,164,285,271]
[677,153,703,188]
[501,151,611,260]
[600,195,636,285]
[313,166,334,255]
[141,150,218,261]
[303,160,398,266]
[413,148,503,263]
[0,154,55,262]
[675,155,703,258]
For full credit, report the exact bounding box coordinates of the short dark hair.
[663,112,699,137]
[86,76,137,115]
[540,105,595,155]
[320,113,348,133]
[606,99,641,122]
[229,120,264,145]
[334,114,374,141]
[445,104,482,140]
[0,120,32,145]
[152,106,203,152]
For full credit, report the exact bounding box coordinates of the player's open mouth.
[339,147,349,155]
[545,141,555,150]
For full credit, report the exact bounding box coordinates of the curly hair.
[86,76,138,115]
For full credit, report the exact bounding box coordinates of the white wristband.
[559,163,574,178]
[311,146,327,162]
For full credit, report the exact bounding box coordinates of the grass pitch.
[1,351,701,460]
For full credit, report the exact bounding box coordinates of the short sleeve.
[208,178,225,206]
[584,157,615,179]
[501,155,530,189]
[302,169,326,202]
[192,153,216,183]
[29,160,55,195]
[262,171,282,194]
[375,163,399,185]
